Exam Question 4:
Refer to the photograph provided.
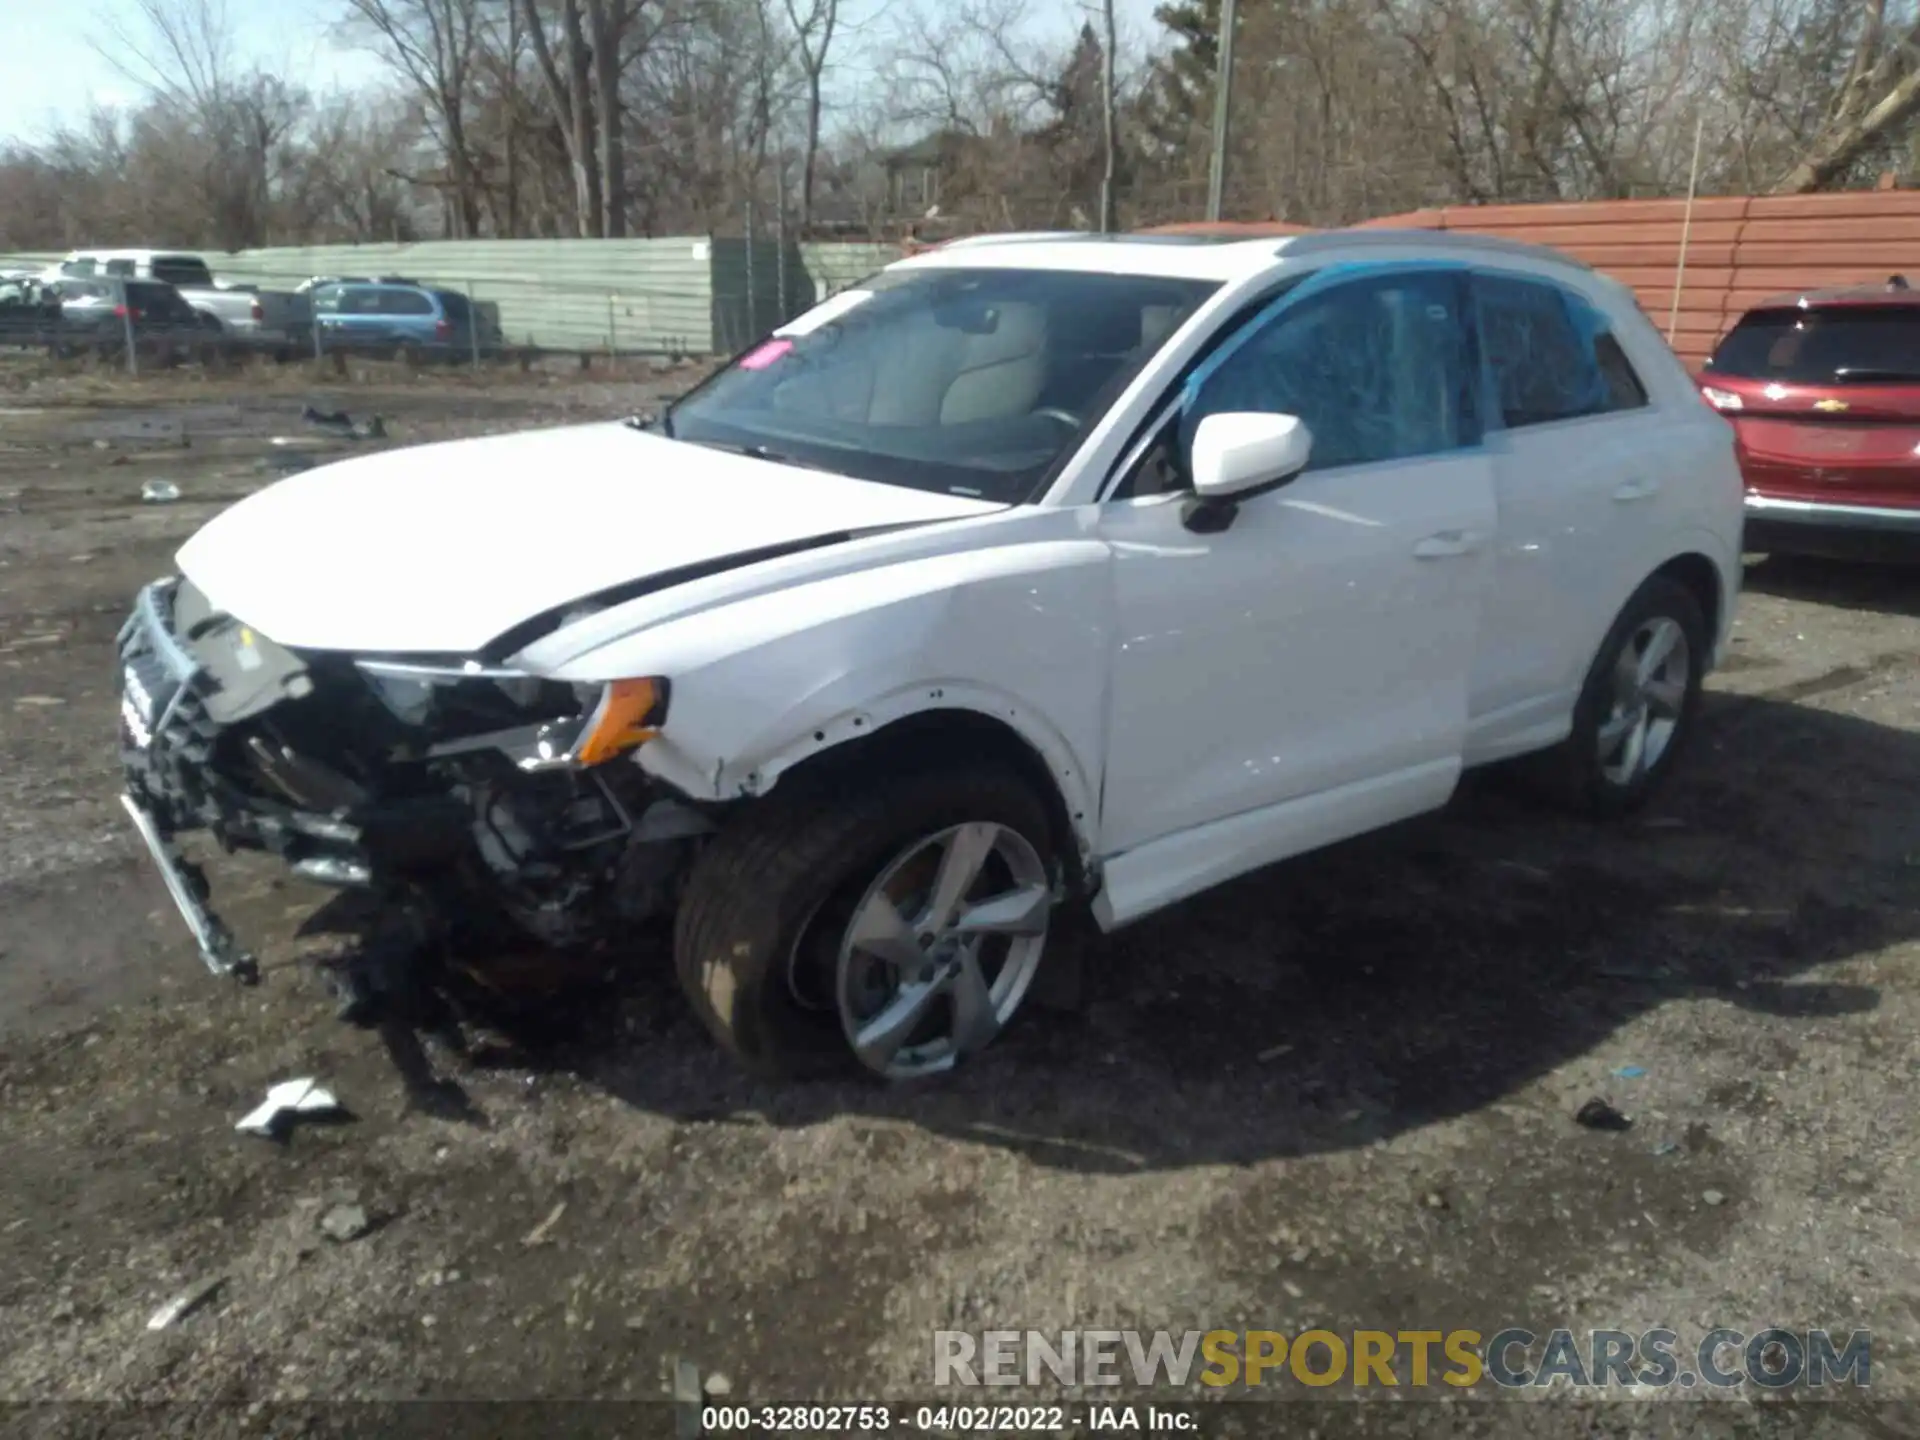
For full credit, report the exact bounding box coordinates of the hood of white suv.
[174,422,1004,654]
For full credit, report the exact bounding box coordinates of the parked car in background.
[115,229,1742,1082]
[0,273,62,345]
[47,250,306,350]
[296,274,420,292]
[1699,276,1920,559]
[51,277,219,355]
[309,279,497,357]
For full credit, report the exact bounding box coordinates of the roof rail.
[932,231,1098,249]
[1281,227,1594,272]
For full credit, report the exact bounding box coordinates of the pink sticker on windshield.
[737,339,793,370]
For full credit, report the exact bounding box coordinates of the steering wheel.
[1031,407,1082,431]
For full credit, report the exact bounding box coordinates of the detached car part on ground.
[116,229,1745,1082]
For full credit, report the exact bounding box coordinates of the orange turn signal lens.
[570,677,669,767]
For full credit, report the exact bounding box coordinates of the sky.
[0,0,383,142]
[0,0,1171,147]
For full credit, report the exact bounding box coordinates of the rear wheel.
[674,765,1059,1079]
[1531,574,1708,818]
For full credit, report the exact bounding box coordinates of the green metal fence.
[1,238,899,357]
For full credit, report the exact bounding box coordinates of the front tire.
[674,765,1059,1080]
[1536,574,1708,818]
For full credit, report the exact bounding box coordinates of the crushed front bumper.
[115,579,469,980]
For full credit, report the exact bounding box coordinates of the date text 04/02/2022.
[699,1404,1198,1432]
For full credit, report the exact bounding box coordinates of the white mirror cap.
[1190,412,1314,499]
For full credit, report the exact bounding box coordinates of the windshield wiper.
[685,437,834,472]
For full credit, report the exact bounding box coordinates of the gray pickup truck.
[46,250,307,350]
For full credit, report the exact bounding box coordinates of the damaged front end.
[116,576,711,1003]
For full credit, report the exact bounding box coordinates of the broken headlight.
[354,658,669,771]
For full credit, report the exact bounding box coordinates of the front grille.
[117,581,223,823]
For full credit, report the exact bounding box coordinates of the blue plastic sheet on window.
[1179,259,1473,413]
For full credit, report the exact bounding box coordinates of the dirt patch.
[1,374,1917,1438]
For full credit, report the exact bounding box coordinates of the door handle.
[1613,476,1661,502]
[1413,529,1483,559]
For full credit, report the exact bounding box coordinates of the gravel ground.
[0,360,1916,1440]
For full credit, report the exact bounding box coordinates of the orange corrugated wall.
[1359,191,1920,367]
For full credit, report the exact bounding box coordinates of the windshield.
[665,266,1219,501]
[1706,305,1920,384]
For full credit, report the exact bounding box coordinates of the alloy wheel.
[1596,615,1691,788]
[832,821,1052,1079]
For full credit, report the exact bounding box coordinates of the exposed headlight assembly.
[358,656,672,772]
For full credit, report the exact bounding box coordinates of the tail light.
[250,299,264,321]
[434,319,452,340]
[112,304,128,318]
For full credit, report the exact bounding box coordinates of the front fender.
[545,539,1114,848]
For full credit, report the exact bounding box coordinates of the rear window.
[151,256,214,287]
[434,290,470,320]
[1706,306,1920,384]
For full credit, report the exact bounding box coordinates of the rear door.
[1702,304,1920,509]
[1465,270,1667,760]
[378,286,438,343]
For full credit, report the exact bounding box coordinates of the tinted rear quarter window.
[434,290,470,320]
[152,256,214,287]
[1707,306,1920,384]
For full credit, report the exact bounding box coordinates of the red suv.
[1698,276,1920,558]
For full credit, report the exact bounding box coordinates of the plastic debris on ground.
[147,1275,224,1331]
[521,1201,567,1247]
[140,480,180,503]
[1574,1097,1633,1131]
[1612,1065,1647,1079]
[301,405,386,440]
[235,1077,343,1137]
[319,1203,372,1242]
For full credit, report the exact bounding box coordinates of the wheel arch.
[1650,550,1725,655]
[687,698,1098,894]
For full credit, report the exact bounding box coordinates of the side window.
[310,284,343,314]
[1591,332,1649,411]
[1181,269,1480,473]
[104,259,136,278]
[338,287,379,315]
[1475,274,1647,427]
[383,288,434,316]
[62,259,96,277]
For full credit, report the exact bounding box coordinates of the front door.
[1094,266,1497,917]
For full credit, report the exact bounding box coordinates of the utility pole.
[1205,0,1237,221]
[1099,0,1118,230]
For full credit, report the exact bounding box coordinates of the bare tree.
[782,0,838,229]
[521,0,602,233]
[94,0,311,246]
[1772,1,1920,190]
[340,0,487,235]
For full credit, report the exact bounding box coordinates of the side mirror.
[1190,411,1313,500]
[1181,412,1313,532]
